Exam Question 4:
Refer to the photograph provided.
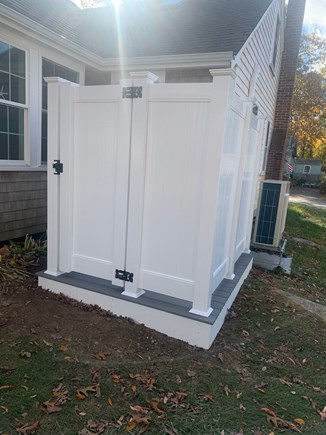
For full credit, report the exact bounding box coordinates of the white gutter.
[0,3,234,71]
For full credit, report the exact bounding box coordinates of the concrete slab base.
[253,251,292,274]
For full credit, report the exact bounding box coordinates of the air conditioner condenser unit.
[252,180,290,249]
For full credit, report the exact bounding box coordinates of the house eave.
[0,4,234,72]
[0,3,104,67]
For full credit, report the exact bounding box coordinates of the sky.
[71,0,326,36]
[302,0,326,34]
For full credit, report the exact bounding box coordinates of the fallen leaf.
[42,384,70,413]
[147,399,165,414]
[42,340,53,347]
[312,386,326,394]
[94,351,109,360]
[1,405,9,414]
[126,421,137,431]
[318,406,326,421]
[279,378,293,388]
[42,400,62,413]
[107,397,113,406]
[293,418,305,425]
[224,385,231,396]
[239,403,246,411]
[274,326,280,331]
[91,370,101,383]
[50,334,62,340]
[0,385,14,390]
[263,409,301,432]
[20,351,31,358]
[261,408,276,417]
[187,369,196,377]
[217,352,224,362]
[130,384,137,393]
[129,373,141,379]
[59,344,69,352]
[76,385,98,399]
[175,375,182,383]
[203,394,214,402]
[287,357,296,365]
[16,420,40,434]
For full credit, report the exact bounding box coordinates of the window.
[0,40,26,161]
[270,16,281,73]
[42,58,79,164]
[261,120,270,172]
[303,165,311,174]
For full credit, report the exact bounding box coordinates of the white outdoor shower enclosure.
[39,70,262,349]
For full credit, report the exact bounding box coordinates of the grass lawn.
[0,204,325,435]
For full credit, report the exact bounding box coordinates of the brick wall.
[265,0,306,180]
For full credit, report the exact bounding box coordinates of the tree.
[289,32,326,167]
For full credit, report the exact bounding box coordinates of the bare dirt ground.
[0,274,198,365]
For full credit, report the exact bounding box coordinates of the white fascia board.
[0,4,234,72]
[102,52,234,71]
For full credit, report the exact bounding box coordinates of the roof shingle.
[0,0,274,58]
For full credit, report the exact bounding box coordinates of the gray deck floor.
[38,253,253,325]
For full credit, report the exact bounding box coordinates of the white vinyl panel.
[211,109,243,286]
[138,101,209,300]
[72,101,119,280]
[235,124,259,260]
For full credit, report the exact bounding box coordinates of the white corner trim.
[210,68,237,79]
[44,77,73,84]
[189,307,213,317]
[44,270,64,277]
[225,273,235,280]
[129,71,159,82]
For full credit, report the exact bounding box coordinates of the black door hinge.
[115,269,134,283]
[122,86,142,99]
[53,160,63,175]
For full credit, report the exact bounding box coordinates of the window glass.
[0,42,25,104]
[0,40,25,161]
[0,104,24,160]
[10,47,25,77]
[41,58,79,164]
[0,42,9,73]
[303,165,311,173]
[271,17,280,71]
[262,121,270,172]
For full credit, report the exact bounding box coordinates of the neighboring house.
[293,158,322,184]
[0,0,305,348]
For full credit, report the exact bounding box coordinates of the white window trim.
[260,118,271,175]
[303,165,311,174]
[0,28,85,170]
[269,14,281,76]
[0,38,28,166]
